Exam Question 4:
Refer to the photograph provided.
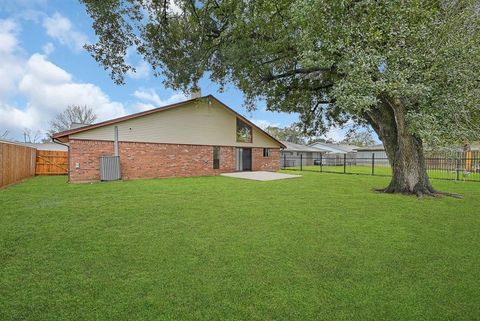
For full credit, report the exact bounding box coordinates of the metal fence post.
[371,153,375,176]
[456,158,460,180]
[320,154,323,172]
[283,153,286,169]
[343,154,346,173]
[300,154,303,171]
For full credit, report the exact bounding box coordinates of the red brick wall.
[70,140,281,182]
[119,142,235,180]
[252,148,280,171]
[69,139,114,182]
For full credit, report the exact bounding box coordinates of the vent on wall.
[100,156,121,181]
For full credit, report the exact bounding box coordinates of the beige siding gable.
[71,99,281,148]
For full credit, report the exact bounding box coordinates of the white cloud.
[124,47,150,80]
[0,19,19,53]
[21,53,71,84]
[0,102,35,130]
[0,19,25,95]
[141,0,182,16]
[0,19,185,140]
[132,88,186,111]
[250,119,280,130]
[42,42,55,55]
[322,121,357,142]
[133,88,164,105]
[18,54,126,120]
[0,26,127,139]
[324,127,347,142]
[168,0,183,14]
[126,60,150,79]
[42,12,89,52]
[0,53,127,138]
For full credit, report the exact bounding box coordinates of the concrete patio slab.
[220,171,301,181]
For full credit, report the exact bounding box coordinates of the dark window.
[236,118,252,143]
[213,146,220,169]
[263,148,270,157]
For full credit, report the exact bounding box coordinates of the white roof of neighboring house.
[0,138,30,147]
[22,142,68,151]
[461,143,479,151]
[356,143,479,152]
[308,142,361,154]
[281,141,329,152]
[0,139,67,151]
[354,144,385,151]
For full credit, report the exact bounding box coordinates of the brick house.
[53,95,285,183]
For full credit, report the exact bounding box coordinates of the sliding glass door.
[236,148,252,171]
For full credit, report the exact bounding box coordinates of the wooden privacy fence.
[35,150,68,175]
[0,142,36,188]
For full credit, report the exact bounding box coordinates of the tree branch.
[263,67,333,81]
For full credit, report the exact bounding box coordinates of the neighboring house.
[22,142,68,152]
[426,143,480,172]
[354,144,389,165]
[280,141,328,167]
[457,143,480,152]
[356,143,480,170]
[0,139,67,152]
[308,142,360,165]
[53,95,285,183]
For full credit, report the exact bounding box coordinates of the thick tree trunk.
[381,130,435,195]
[364,95,436,196]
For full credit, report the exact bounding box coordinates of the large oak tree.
[81,0,480,195]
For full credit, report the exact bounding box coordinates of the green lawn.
[1,173,479,321]
[287,164,480,181]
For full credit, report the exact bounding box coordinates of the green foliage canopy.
[264,124,308,144]
[82,0,480,145]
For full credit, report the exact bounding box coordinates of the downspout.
[114,126,119,157]
[113,125,121,180]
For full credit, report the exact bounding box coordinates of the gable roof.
[281,141,329,152]
[308,142,360,153]
[354,144,385,151]
[52,95,286,148]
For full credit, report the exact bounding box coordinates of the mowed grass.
[1,172,479,321]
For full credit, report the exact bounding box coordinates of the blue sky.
[0,0,352,142]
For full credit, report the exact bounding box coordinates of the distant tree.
[341,128,376,147]
[265,124,307,144]
[307,137,335,145]
[47,105,97,140]
[1,130,9,139]
[23,128,42,143]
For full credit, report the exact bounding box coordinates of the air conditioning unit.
[100,156,121,181]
